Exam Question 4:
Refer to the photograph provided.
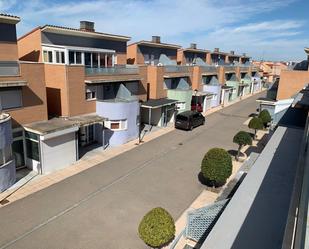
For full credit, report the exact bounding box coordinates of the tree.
[248,117,263,139]
[138,207,175,248]
[233,131,252,161]
[258,109,272,128]
[201,148,232,187]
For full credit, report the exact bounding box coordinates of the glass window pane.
[48,51,53,63]
[92,53,98,68]
[76,52,82,64]
[85,53,91,67]
[43,51,48,62]
[100,53,106,68]
[69,51,75,64]
[12,140,25,168]
[111,122,120,130]
[61,52,65,63]
[25,131,39,141]
[107,54,113,67]
[55,51,60,63]
[26,139,39,161]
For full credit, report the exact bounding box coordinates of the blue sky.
[1,0,308,61]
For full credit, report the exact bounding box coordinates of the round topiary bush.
[138,207,175,248]
[248,117,264,139]
[201,148,233,187]
[258,109,272,128]
[233,131,252,161]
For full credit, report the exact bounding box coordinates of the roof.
[0,80,27,88]
[211,51,228,56]
[141,98,178,108]
[0,13,20,24]
[26,24,130,42]
[181,48,210,53]
[130,40,181,49]
[24,114,106,135]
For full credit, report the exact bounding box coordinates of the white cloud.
[0,0,307,61]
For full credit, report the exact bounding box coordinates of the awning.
[0,80,27,88]
[141,98,178,109]
[85,77,141,84]
[24,114,107,136]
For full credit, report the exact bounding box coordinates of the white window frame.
[85,86,97,100]
[104,119,127,131]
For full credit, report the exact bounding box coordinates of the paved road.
[0,92,265,249]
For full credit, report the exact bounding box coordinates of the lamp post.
[194,89,198,112]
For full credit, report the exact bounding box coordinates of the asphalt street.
[0,92,265,249]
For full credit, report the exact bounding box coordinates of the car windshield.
[176,115,188,121]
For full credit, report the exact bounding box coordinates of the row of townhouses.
[0,14,262,191]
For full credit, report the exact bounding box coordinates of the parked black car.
[175,111,205,130]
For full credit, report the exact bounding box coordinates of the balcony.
[224,65,237,71]
[85,65,139,76]
[164,65,190,73]
[0,61,20,76]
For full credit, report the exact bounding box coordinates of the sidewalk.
[166,128,269,249]
[0,90,266,207]
[0,126,174,207]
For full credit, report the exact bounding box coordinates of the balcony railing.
[224,65,237,71]
[0,61,20,76]
[85,65,139,75]
[164,65,190,73]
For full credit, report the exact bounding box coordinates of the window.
[76,52,82,64]
[0,145,12,165]
[43,50,53,63]
[85,52,91,67]
[85,86,96,100]
[105,120,127,131]
[0,88,22,110]
[25,131,39,161]
[55,51,65,64]
[69,51,75,64]
[69,51,83,65]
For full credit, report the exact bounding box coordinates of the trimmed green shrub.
[248,117,263,139]
[258,109,272,128]
[138,207,175,248]
[201,148,232,187]
[233,131,252,161]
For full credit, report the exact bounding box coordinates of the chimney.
[243,53,247,57]
[190,43,197,49]
[230,50,235,55]
[214,48,219,53]
[80,21,95,32]
[152,36,161,43]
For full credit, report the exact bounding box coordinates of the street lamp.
[194,89,198,111]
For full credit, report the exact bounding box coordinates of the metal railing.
[0,61,20,76]
[282,112,309,249]
[164,65,190,73]
[85,65,139,75]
